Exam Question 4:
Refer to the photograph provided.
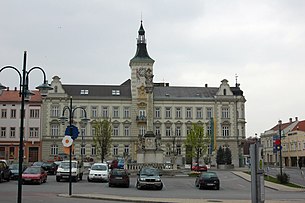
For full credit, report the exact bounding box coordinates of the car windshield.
[91,165,107,171]
[112,169,126,175]
[33,162,44,166]
[202,173,218,178]
[60,162,76,169]
[24,167,40,174]
[140,168,159,176]
[9,164,19,170]
[42,163,52,167]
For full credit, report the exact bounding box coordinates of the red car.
[22,166,47,184]
[192,163,208,171]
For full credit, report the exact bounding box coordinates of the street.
[0,169,305,203]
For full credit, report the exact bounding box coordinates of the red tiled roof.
[292,120,305,132]
[0,90,42,102]
[270,122,292,131]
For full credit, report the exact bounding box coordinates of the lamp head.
[81,117,90,125]
[59,116,68,125]
[0,83,6,90]
[36,80,53,97]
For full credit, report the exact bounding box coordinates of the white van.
[56,160,84,182]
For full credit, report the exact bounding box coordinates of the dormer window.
[223,89,227,95]
[80,90,89,95]
[112,90,120,96]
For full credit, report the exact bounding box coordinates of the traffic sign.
[65,125,79,140]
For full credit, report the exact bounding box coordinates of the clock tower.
[129,21,163,164]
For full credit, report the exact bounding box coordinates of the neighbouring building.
[260,117,305,167]
[0,88,42,163]
[41,21,247,167]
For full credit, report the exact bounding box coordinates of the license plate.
[115,177,122,179]
[24,178,31,181]
[62,176,69,178]
[207,183,214,186]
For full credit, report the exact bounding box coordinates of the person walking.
[298,158,302,170]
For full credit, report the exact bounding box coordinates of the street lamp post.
[278,120,283,177]
[59,97,89,196]
[0,51,52,203]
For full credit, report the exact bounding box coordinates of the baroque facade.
[41,21,246,167]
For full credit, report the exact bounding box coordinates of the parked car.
[192,163,208,171]
[22,166,47,184]
[32,161,44,167]
[56,160,84,182]
[87,163,109,182]
[136,167,163,190]
[108,168,130,188]
[42,162,58,175]
[117,158,124,169]
[0,160,11,183]
[9,163,28,180]
[195,172,220,190]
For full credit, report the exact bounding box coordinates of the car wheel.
[87,176,91,182]
[215,185,220,190]
[157,183,163,190]
[38,178,42,185]
[199,184,203,190]
[79,174,83,181]
[108,183,112,187]
[56,177,61,182]
[136,182,141,190]
[43,177,47,183]
[125,182,130,188]
[0,175,3,183]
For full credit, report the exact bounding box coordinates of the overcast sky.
[1,0,304,137]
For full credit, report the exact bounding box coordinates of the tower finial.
[235,73,239,87]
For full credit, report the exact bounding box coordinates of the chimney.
[14,87,17,91]
[6,87,9,91]
[289,118,292,123]
[205,84,208,87]
[295,117,298,121]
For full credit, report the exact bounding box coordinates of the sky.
[1,0,305,138]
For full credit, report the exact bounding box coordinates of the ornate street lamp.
[59,97,89,196]
[0,51,52,203]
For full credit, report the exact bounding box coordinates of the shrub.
[276,173,290,184]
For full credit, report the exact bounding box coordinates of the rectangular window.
[176,107,181,119]
[155,126,161,136]
[155,107,161,118]
[102,106,108,118]
[51,106,59,117]
[91,127,96,137]
[222,126,230,137]
[50,145,58,155]
[196,107,202,119]
[91,106,98,118]
[112,90,120,96]
[10,127,16,138]
[113,145,118,156]
[124,126,130,136]
[123,107,130,118]
[51,124,59,138]
[113,127,119,136]
[80,108,86,118]
[206,107,213,119]
[176,126,181,136]
[1,109,7,118]
[91,145,96,155]
[186,107,192,119]
[186,127,191,135]
[10,109,16,118]
[165,107,171,118]
[29,127,39,138]
[166,127,171,136]
[222,107,230,118]
[124,145,129,156]
[207,125,211,136]
[80,127,86,137]
[176,145,181,155]
[1,127,6,138]
[81,145,86,155]
[29,109,40,118]
[113,107,119,118]
[139,126,146,136]
[80,89,89,95]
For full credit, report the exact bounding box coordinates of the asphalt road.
[0,170,304,203]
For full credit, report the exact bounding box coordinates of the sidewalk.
[58,193,303,203]
[232,171,305,192]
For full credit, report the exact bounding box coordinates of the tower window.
[112,90,120,96]
[80,90,89,95]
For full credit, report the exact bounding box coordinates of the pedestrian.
[298,158,302,170]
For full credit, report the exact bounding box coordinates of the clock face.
[138,67,146,77]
